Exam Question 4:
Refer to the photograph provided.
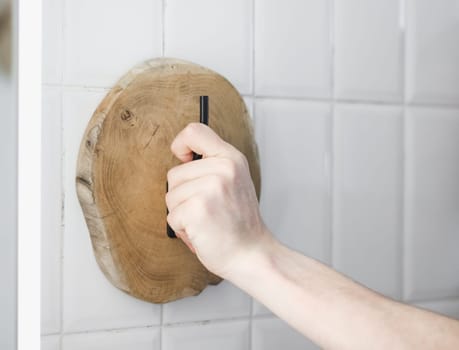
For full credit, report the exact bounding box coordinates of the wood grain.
[76,58,261,303]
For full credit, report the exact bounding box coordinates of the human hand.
[166,123,271,279]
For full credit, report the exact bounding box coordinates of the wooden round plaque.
[76,58,261,303]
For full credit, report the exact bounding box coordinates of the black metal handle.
[167,96,209,238]
[192,96,209,160]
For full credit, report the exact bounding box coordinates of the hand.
[166,123,271,279]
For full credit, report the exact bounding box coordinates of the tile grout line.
[41,332,61,337]
[60,324,162,337]
[400,0,408,302]
[401,104,407,301]
[159,304,163,349]
[44,84,111,92]
[329,0,336,267]
[41,83,459,110]
[406,294,459,305]
[43,313,303,343]
[329,104,335,267]
[401,111,407,299]
[252,95,459,110]
[249,297,254,350]
[56,314,280,337]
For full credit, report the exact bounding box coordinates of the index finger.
[170,123,231,162]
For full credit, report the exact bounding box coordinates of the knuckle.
[235,150,248,167]
[167,205,185,231]
[209,175,226,194]
[227,144,246,163]
[239,152,249,167]
[191,196,210,217]
[185,122,200,137]
[224,158,239,182]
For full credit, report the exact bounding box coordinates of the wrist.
[223,226,280,287]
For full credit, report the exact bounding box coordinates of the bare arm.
[166,123,459,350]
[229,235,459,349]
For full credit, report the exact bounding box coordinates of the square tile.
[255,99,331,262]
[42,0,63,84]
[42,335,60,350]
[162,320,249,350]
[405,107,459,300]
[64,0,162,87]
[334,0,403,101]
[252,317,318,350]
[62,88,161,332]
[254,0,331,98]
[41,87,62,334]
[165,0,252,94]
[406,0,459,105]
[62,328,160,350]
[333,104,403,298]
[415,298,459,321]
[163,280,250,324]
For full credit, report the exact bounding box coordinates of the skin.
[166,122,459,350]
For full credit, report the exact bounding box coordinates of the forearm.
[226,231,459,350]
[165,124,459,348]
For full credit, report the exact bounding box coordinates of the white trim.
[17,0,42,348]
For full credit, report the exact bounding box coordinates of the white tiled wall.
[61,328,161,350]
[333,104,403,298]
[63,0,162,87]
[41,0,459,349]
[41,335,60,350]
[252,317,317,350]
[406,0,459,105]
[162,321,249,350]
[165,0,252,94]
[334,0,403,101]
[254,0,331,98]
[162,281,250,324]
[405,107,459,301]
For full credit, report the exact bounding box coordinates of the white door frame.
[17,0,41,348]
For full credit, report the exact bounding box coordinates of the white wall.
[41,0,459,349]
